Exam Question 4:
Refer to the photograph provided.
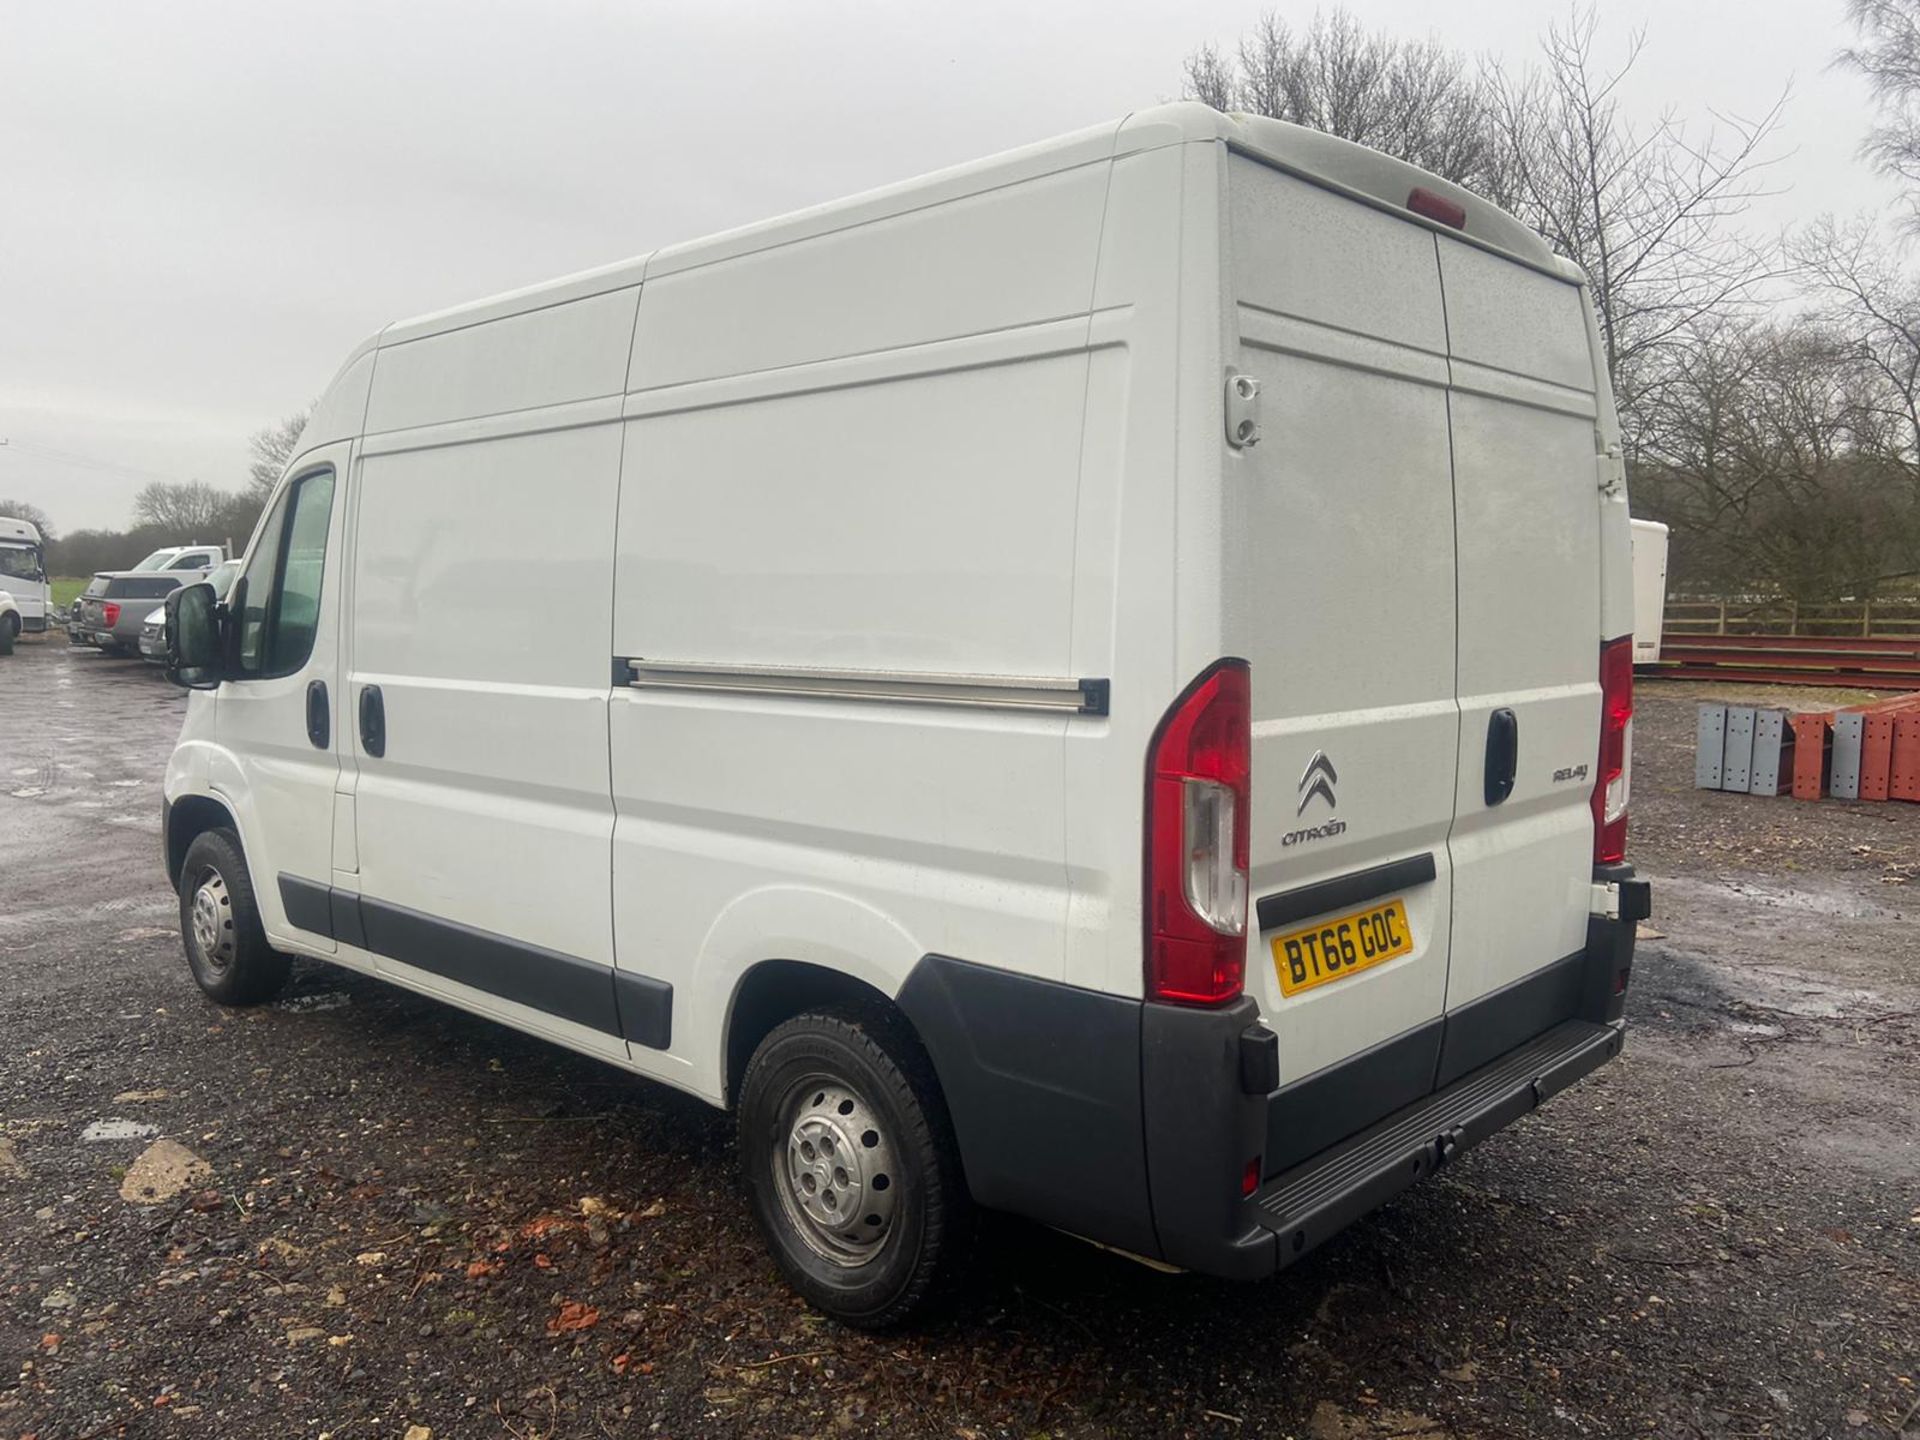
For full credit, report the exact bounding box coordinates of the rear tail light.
[1146,659,1252,1005]
[102,602,121,627]
[1592,636,1633,863]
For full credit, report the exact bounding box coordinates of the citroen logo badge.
[1297,750,1338,815]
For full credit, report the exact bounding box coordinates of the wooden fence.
[1664,598,1920,638]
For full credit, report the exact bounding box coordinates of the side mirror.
[165,582,223,690]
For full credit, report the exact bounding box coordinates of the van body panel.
[1222,156,1460,1087]
[613,354,1089,673]
[610,155,1107,1093]
[628,163,1108,392]
[1436,238,1604,1011]
[347,423,623,987]
[364,288,639,434]
[1059,142,1190,997]
[305,349,376,450]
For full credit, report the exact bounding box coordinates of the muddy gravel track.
[2,638,1916,1439]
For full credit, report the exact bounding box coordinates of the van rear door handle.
[1484,708,1518,806]
[305,679,329,750]
[359,684,386,758]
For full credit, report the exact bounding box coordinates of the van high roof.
[357,104,1567,360]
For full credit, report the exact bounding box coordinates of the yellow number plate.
[1271,898,1413,997]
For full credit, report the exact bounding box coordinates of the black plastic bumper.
[1249,1016,1622,1270]
[898,868,1646,1279]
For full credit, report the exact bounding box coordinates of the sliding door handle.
[305,679,329,749]
[359,684,386,758]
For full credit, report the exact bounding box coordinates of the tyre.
[738,1005,970,1328]
[177,828,291,1005]
[0,616,13,655]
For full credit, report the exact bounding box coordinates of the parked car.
[159,104,1647,1327]
[142,560,239,662]
[0,589,18,655]
[72,545,226,656]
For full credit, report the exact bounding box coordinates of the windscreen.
[0,544,40,581]
[131,549,174,571]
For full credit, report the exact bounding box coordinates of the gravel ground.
[1,639,1916,1440]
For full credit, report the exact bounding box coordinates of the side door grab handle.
[359,684,386,758]
[1484,708,1518,807]
[305,680,329,750]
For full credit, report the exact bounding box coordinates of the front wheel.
[178,828,290,1005]
[0,615,14,655]
[738,1006,970,1328]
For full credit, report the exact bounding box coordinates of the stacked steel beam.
[1660,634,1920,691]
[1697,693,1920,799]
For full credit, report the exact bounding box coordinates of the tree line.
[1187,2,1920,602]
[1,411,308,578]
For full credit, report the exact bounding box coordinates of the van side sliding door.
[342,422,630,1063]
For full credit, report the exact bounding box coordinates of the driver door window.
[235,469,336,679]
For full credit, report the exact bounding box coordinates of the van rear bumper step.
[1249,1018,1624,1266]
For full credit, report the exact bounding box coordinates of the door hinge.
[1596,446,1625,495]
[1589,881,1621,919]
[1226,371,1261,449]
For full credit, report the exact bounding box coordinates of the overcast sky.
[0,0,1903,536]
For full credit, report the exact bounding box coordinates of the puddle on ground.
[81,1119,159,1143]
[278,991,351,1013]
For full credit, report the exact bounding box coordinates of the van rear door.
[1434,237,1602,1080]
[1222,158,1461,1170]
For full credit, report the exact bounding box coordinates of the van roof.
[374,103,1570,350]
[0,517,42,545]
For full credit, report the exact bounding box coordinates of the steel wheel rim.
[189,869,236,973]
[772,1073,899,1267]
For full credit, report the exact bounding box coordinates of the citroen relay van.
[161,104,1649,1327]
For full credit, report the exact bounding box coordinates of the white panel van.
[160,105,1649,1327]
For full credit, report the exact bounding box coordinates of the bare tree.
[133,480,228,536]
[1840,0,1920,230]
[1793,214,1920,467]
[1182,42,1236,112]
[247,407,313,498]
[1631,317,1920,599]
[1181,11,1514,200]
[1483,10,1785,414]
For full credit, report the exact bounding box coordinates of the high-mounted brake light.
[102,602,121,628]
[1145,659,1251,1006]
[1407,186,1467,230]
[1593,636,1633,864]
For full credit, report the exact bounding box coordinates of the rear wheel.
[178,829,290,1005]
[738,1005,969,1328]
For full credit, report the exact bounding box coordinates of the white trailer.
[1631,518,1670,665]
